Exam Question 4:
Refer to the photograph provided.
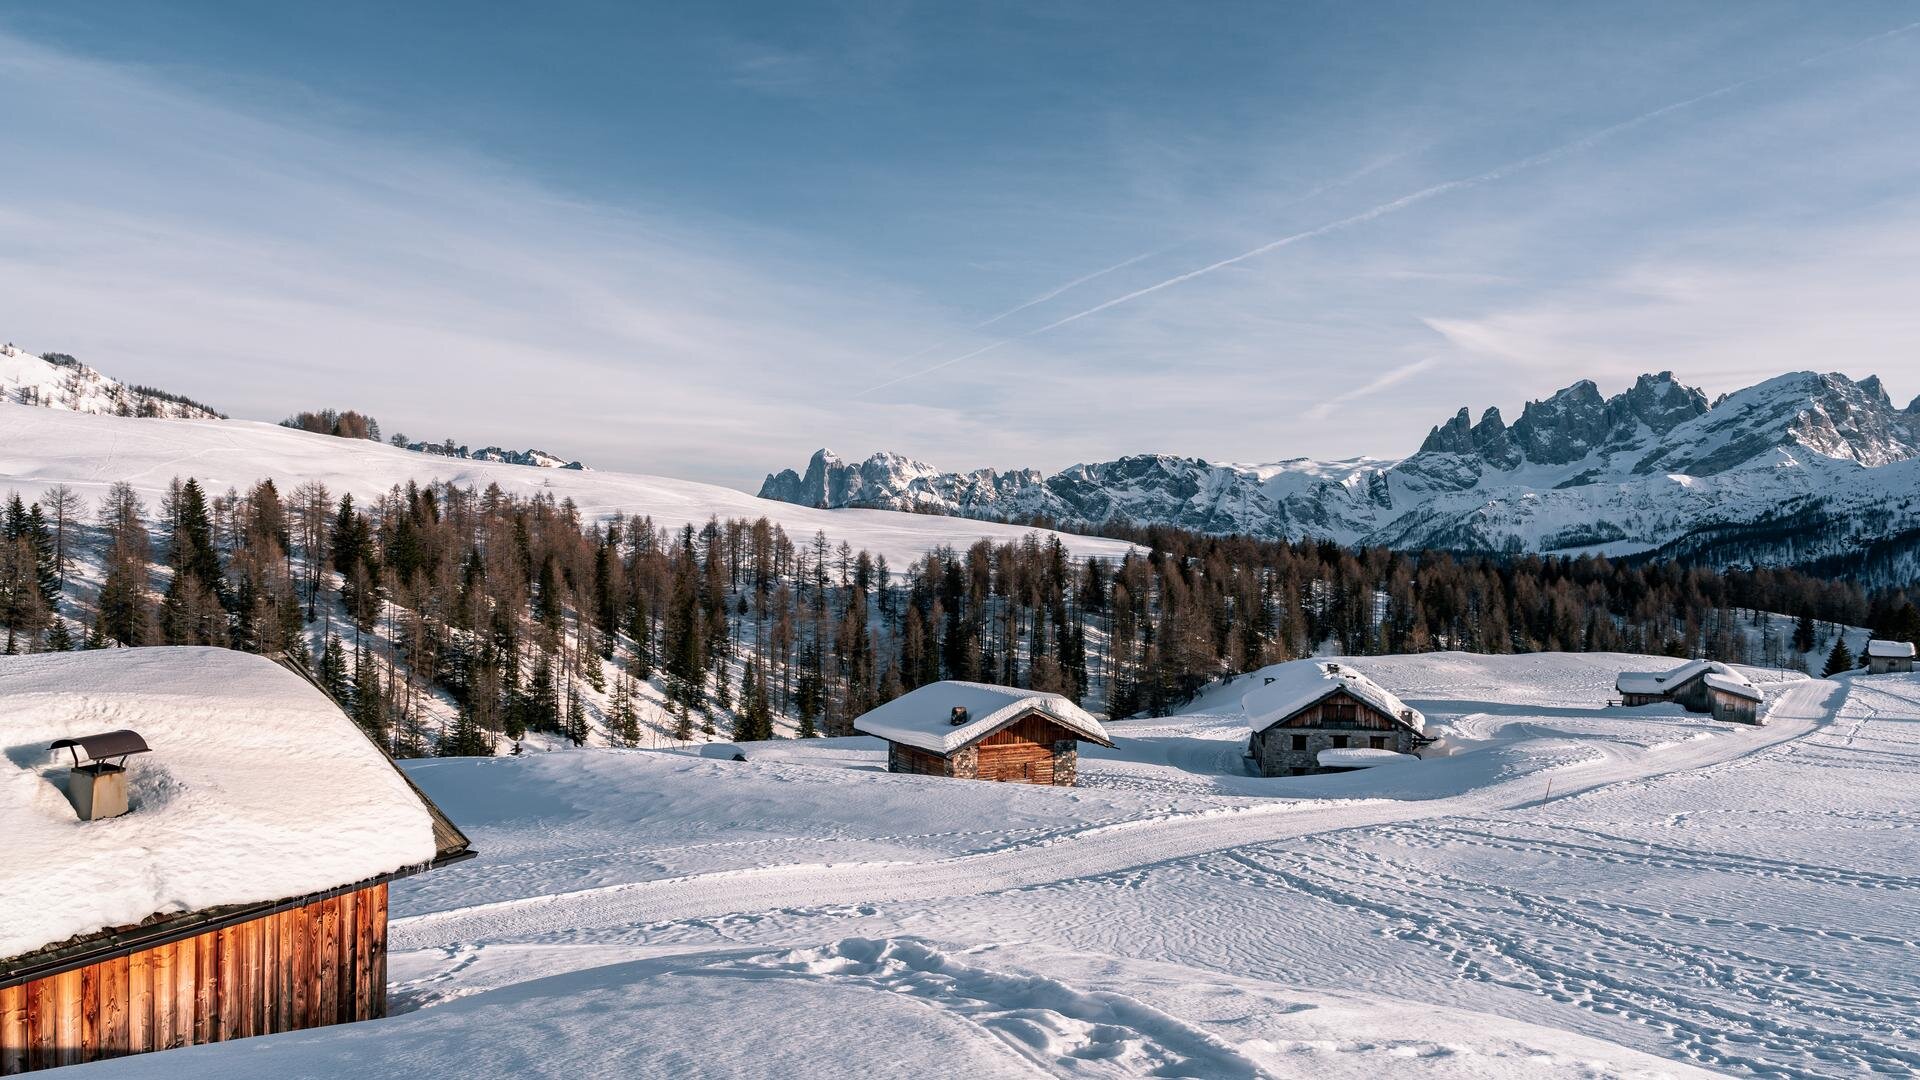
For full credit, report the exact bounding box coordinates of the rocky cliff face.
[759,370,1920,575]
[407,441,588,470]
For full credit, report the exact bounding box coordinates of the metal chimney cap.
[949,706,970,726]
[50,729,151,767]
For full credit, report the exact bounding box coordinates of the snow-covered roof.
[1866,639,1916,659]
[852,681,1113,756]
[1241,661,1425,735]
[1615,659,1759,701]
[1702,671,1764,702]
[1316,747,1415,769]
[0,647,443,963]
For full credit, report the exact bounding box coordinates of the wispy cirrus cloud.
[857,16,1920,401]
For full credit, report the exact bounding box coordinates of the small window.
[1290,734,1308,752]
[1370,736,1387,750]
[1331,735,1348,749]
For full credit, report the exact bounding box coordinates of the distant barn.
[1242,661,1426,777]
[1864,639,1916,675]
[1,648,472,1074]
[854,682,1114,786]
[1615,659,1763,724]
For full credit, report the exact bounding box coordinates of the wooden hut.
[1864,639,1916,675]
[1615,659,1764,724]
[1242,662,1427,777]
[0,648,472,1074]
[854,681,1113,785]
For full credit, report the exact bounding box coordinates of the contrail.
[971,248,1164,330]
[858,20,1920,397]
[1305,356,1441,420]
[859,249,1165,386]
[857,156,1411,396]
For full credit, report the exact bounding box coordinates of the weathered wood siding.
[1251,689,1417,777]
[886,742,954,777]
[1707,687,1761,725]
[882,712,1084,786]
[0,883,388,1075]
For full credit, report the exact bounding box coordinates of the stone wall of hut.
[1250,691,1417,777]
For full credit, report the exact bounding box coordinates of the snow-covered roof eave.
[1241,660,1425,736]
[1701,673,1765,702]
[1617,659,1758,700]
[1865,638,1916,659]
[853,682,1114,756]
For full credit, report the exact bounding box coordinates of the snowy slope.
[0,405,1134,567]
[75,651,1917,1078]
[762,370,1920,575]
[0,342,222,419]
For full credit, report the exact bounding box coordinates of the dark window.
[1370,736,1387,750]
[1331,735,1348,749]
[1291,734,1308,751]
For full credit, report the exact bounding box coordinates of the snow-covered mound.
[761,370,1920,577]
[0,406,1135,567]
[0,342,222,419]
[0,647,437,961]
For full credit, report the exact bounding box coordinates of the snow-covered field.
[70,651,1920,1078]
[0,405,1134,567]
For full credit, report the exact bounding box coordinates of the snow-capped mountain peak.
[759,369,1920,578]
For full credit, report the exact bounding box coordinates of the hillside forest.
[2,475,1917,756]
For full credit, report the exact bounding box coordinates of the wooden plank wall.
[886,742,953,777]
[976,715,1067,784]
[0,882,388,1075]
[1272,691,1400,731]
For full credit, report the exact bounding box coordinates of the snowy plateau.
[59,653,1920,1079]
[762,371,1920,582]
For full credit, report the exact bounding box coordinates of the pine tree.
[1822,636,1855,677]
[1793,610,1817,655]
[168,478,225,599]
[45,617,74,652]
[0,534,48,654]
[318,630,351,703]
[351,648,387,742]
[564,681,587,746]
[607,671,641,747]
[24,503,58,606]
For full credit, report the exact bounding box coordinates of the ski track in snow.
[389,680,1840,955]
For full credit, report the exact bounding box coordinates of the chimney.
[949,706,970,726]
[1326,662,1342,673]
[50,730,151,821]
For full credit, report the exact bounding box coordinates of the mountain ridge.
[760,369,1920,578]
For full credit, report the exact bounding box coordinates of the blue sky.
[2,3,1918,485]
